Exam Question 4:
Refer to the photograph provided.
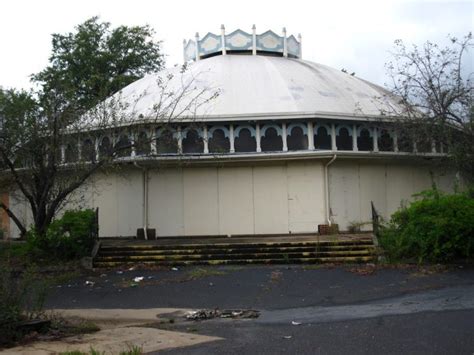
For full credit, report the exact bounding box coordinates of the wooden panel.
[217,167,254,235]
[253,165,289,234]
[287,161,325,233]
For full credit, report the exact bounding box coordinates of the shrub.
[379,189,474,263]
[27,209,97,261]
[0,263,48,346]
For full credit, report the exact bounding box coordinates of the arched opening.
[416,134,432,153]
[287,125,308,151]
[378,129,393,152]
[314,126,331,150]
[336,127,352,150]
[234,127,256,153]
[136,131,151,156]
[115,134,132,157]
[156,129,178,154]
[397,131,413,152]
[261,126,283,152]
[209,128,230,153]
[82,139,95,161]
[65,143,77,163]
[99,137,112,158]
[182,129,204,154]
[357,128,373,151]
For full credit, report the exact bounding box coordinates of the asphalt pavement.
[46,264,474,354]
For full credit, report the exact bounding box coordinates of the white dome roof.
[115,54,400,122]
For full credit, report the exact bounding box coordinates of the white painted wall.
[328,160,457,230]
[5,159,458,238]
[147,162,326,237]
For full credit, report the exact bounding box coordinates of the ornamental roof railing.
[183,25,302,62]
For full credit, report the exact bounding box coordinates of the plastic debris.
[283,336,292,339]
[291,321,302,326]
[128,267,135,271]
[186,309,260,321]
[85,281,95,286]
[171,267,179,271]
[133,277,144,282]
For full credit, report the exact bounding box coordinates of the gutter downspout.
[134,162,149,240]
[324,154,337,226]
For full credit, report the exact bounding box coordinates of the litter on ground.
[186,309,260,321]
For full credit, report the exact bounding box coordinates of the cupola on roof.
[184,25,302,61]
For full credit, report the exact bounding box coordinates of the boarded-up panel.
[217,167,254,235]
[149,168,184,236]
[329,162,360,230]
[116,171,142,237]
[386,164,416,216]
[359,163,387,227]
[412,166,433,194]
[287,162,325,233]
[93,173,119,237]
[253,166,289,234]
[183,168,219,236]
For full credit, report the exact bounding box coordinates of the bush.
[27,209,97,261]
[0,264,48,346]
[379,189,474,263]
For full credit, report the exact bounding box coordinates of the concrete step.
[95,249,375,262]
[93,236,377,268]
[93,255,376,268]
[99,239,375,251]
[97,244,376,257]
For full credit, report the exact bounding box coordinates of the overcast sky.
[0,0,472,90]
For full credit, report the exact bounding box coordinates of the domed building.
[5,26,455,239]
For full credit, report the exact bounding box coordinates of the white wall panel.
[287,161,325,233]
[253,165,289,234]
[148,168,184,236]
[217,167,254,235]
[183,167,219,235]
[329,162,361,229]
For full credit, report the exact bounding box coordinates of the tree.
[385,33,473,183]
[0,18,215,238]
[32,17,164,111]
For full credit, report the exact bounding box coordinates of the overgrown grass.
[379,188,474,263]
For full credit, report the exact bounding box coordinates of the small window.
[314,126,331,150]
[357,128,373,151]
[82,139,95,161]
[115,134,132,157]
[182,129,204,154]
[336,127,352,151]
[416,134,432,153]
[209,128,230,153]
[235,127,256,153]
[287,126,308,151]
[397,131,413,152]
[99,137,112,158]
[261,126,283,152]
[378,130,393,152]
[65,143,77,163]
[136,131,151,156]
[156,129,178,154]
